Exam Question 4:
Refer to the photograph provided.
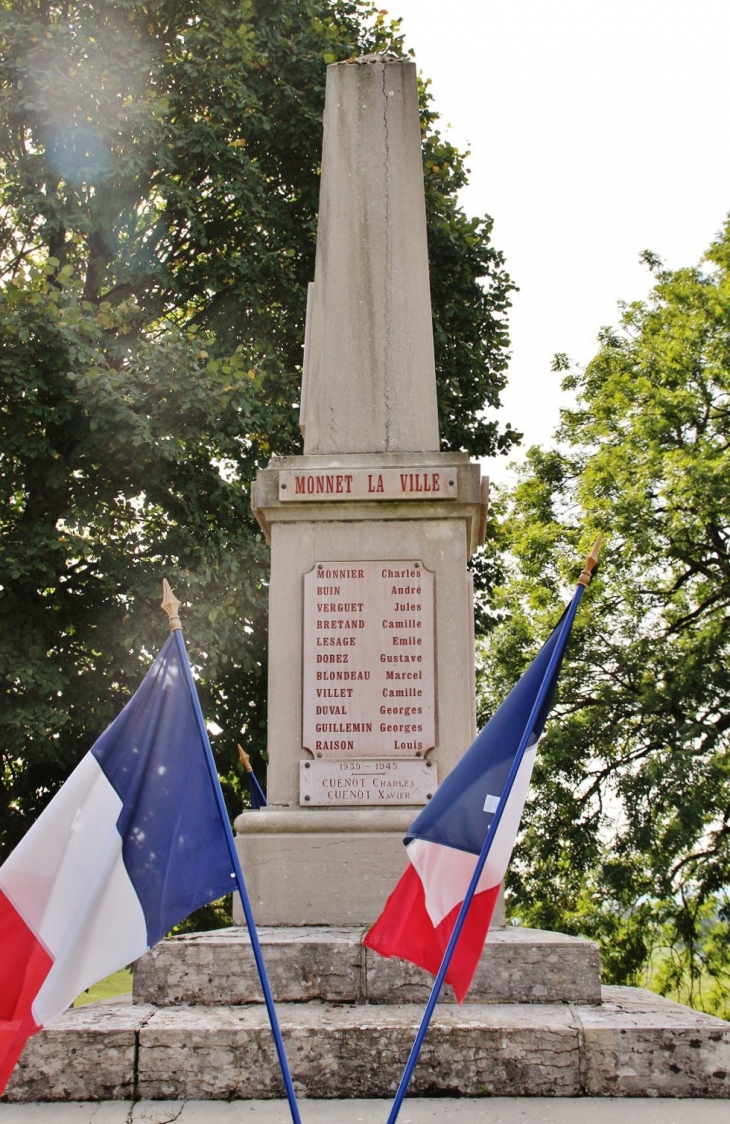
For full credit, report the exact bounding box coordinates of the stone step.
[133,925,602,1007]
[6,988,729,1102]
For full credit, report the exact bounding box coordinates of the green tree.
[481,228,730,1014]
[0,0,516,861]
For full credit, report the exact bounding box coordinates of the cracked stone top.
[301,57,440,455]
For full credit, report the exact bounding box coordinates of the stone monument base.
[6,925,730,1101]
[231,807,505,928]
[132,926,600,1007]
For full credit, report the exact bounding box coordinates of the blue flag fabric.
[247,771,267,810]
[405,608,569,856]
[91,629,235,945]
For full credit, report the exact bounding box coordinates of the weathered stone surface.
[302,59,440,456]
[366,926,601,1006]
[577,986,730,1098]
[134,927,364,1006]
[4,1003,154,1102]
[134,926,599,1007]
[136,1002,581,1100]
[6,991,730,1102]
[138,1006,286,1101]
[233,807,413,928]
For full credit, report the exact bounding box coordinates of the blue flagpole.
[163,590,302,1124]
[385,539,601,1124]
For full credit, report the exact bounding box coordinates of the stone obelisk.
[234,55,488,926]
[301,55,440,455]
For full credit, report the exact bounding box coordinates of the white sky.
[389,0,730,481]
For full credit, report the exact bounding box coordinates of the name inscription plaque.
[300,759,437,806]
[302,561,435,759]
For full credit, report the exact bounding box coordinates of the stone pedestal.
[234,808,413,927]
[9,946,730,1101]
[234,451,487,926]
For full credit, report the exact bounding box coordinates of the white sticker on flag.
[483,793,500,814]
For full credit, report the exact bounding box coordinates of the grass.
[641,954,730,1021]
[73,966,133,1007]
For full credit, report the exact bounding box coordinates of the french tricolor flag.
[0,628,236,1094]
[364,611,573,1003]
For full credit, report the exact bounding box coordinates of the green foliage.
[480,225,730,1012]
[168,894,234,936]
[0,1,516,864]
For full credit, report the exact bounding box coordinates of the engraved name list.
[302,561,435,759]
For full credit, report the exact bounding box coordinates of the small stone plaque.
[279,468,457,502]
[302,561,435,758]
[300,759,437,806]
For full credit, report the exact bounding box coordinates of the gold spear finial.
[577,535,603,588]
[237,744,253,773]
[161,579,182,631]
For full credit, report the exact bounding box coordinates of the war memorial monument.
[5,55,729,1103]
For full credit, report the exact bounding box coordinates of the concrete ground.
[1,1101,730,1123]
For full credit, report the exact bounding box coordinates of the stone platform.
[5,989,730,1102]
[5,927,730,1102]
[133,926,602,1007]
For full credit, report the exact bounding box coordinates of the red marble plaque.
[302,561,435,758]
[279,468,457,502]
